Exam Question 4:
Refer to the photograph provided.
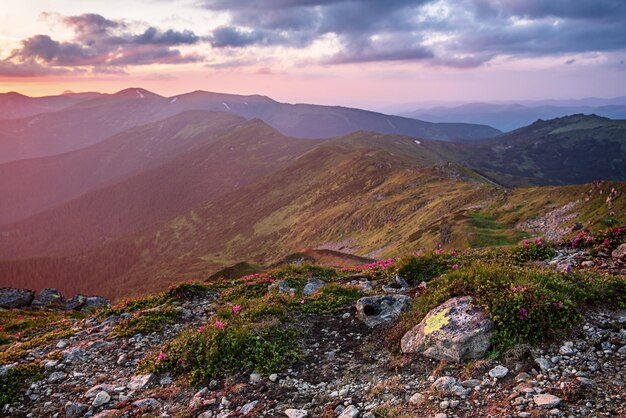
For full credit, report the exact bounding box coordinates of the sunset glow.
[1,0,625,107]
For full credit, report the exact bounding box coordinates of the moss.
[423,307,451,335]
[0,363,44,405]
[101,294,167,316]
[0,328,75,364]
[301,284,361,315]
[112,306,181,337]
[143,321,301,384]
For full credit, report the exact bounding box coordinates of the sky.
[1,0,625,109]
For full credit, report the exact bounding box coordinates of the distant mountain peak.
[111,88,162,100]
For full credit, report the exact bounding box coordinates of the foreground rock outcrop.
[400,296,494,361]
[0,287,110,312]
[355,294,411,327]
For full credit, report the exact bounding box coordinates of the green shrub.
[395,252,455,284]
[273,263,338,280]
[0,363,44,405]
[301,284,361,314]
[145,322,301,383]
[510,238,555,263]
[112,306,181,337]
[389,263,626,350]
[101,294,167,316]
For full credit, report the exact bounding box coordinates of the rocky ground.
[1,246,625,418]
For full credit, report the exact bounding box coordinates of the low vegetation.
[389,262,626,350]
[0,363,44,405]
[112,306,182,337]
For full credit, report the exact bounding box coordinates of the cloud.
[200,0,626,67]
[3,13,202,76]
[0,60,74,77]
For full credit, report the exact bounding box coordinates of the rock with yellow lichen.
[400,296,494,362]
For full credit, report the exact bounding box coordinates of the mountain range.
[401,99,626,131]
[0,89,624,300]
[0,88,499,163]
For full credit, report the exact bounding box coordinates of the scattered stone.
[62,347,85,363]
[81,296,111,312]
[249,372,263,383]
[612,243,626,259]
[401,296,494,362]
[0,288,35,308]
[92,391,111,408]
[489,365,509,379]
[534,394,562,409]
[65,402,88,418]
[47,371,67,383]
[132,398,160,410]
[355,294,411,327]
[303,277,326,295]
[559,342,575,355]
[92,410,121,418]
[536,357,552,372]
[269,373,278,382]
[338,405,360,418]
[128,374,154,391]
[431,376,470,397]
[285,409,308,418]
[240,400,258,415]
[116,353,128,366]
[409,392,425,405]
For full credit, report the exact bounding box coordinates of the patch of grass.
[301,284,361,314]
[468,210,525,248]
[0,363,45,405]
[166,282,216,301]
[272,263,338,281]
[112,306,181,337]
[143,320,301,384]
[395,252,455,284]
[0,328,75,364]
[0,309,81,348]
[388,263,626,350]
[101,294,167,317]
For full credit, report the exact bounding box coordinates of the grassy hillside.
[0,120,315,259]
[0,111,246,225]
[0,125,622,299]
[425,115,626,186]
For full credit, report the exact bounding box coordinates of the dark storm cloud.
[201,0,626,66]
[2,13,201,76]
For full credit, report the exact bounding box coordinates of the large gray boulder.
[82,296,111,313]
[0,288,35,308]
[32,288,65,309]
[64,295,87,311]
[356,294,411,327]
[401,296,494,362]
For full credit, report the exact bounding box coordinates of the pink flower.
[452,264,459,269]
[524,239,529,248]
[198,325,205,332]
[534,237,542,246]
[157,352,167,362]
[232,305,241,314]
[300,299,305,304]
[603,238,610,248]
[435,249,444,254]
[214,321,225,329]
